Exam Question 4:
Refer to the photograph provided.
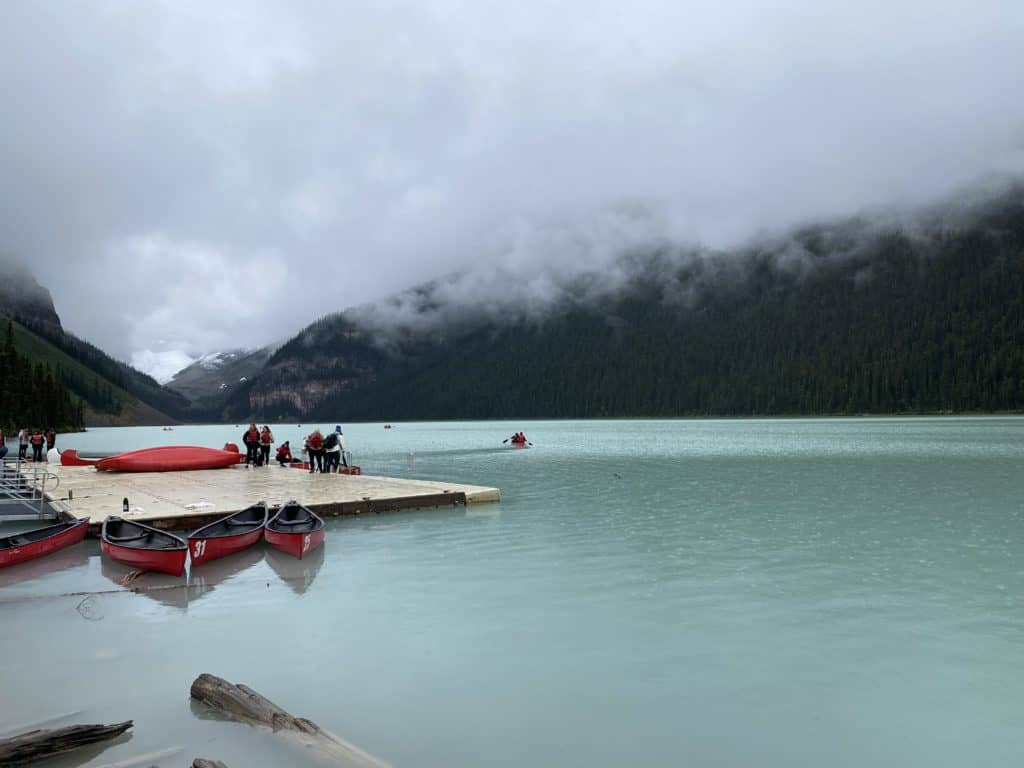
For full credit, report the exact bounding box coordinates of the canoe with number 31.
[188,502,268,567]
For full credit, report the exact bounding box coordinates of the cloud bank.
[1,0,1022,375]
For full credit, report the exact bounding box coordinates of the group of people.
[0,428,56,462]
[509,432,528,444]
[241,424,275,467]
[237,423,349,473]
[302,426,348,473]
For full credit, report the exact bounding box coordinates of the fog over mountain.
[1,1,1022,378]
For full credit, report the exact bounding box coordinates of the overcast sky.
[2,1,1022,380]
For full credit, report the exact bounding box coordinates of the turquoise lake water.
[2,418,1023,766]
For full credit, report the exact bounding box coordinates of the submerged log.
[92,746,182,768]
[190,673,388,767]
[193,760,228,768]
[0,721,132,766]
[0,711,83,739]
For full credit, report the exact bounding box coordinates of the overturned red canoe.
[60,449,99,466]
[96,446,242,473]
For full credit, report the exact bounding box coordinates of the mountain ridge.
[222,185,1024,420]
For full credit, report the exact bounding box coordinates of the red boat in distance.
[0,518,89,569]
[265,501,325,560]
[96,446,242,472]
[188,503,267,567]
[101,516,188,576]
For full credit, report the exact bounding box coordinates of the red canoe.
[0,518,89,569]
[60,449,99,466]
[96,446,242,473]
[101,516,188,576]
[188,503,267,566]
[265,501,325,560]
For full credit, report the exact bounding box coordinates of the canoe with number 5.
[101,516,188,576]
[265,501,325,560]
[188,502,268,567]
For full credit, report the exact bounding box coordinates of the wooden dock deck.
[27,464,500,532]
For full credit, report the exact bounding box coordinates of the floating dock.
[23,464,500,533]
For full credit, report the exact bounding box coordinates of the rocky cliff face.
[0,262,62,331]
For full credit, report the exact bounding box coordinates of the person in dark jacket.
[30,429,45,462]
[242,423,260,467]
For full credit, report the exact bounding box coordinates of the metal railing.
[0,456,62,520]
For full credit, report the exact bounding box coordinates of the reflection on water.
[188,543,267,600]
[99,557,200,611]
[99,543,271,611]
[264,544,325,595]
[0,540,90,589]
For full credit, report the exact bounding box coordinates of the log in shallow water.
[190,673,389,767]
[0,720,132,766]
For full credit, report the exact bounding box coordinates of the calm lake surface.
[2,418,1023,767]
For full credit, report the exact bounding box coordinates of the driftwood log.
[193,760,228,768]
[190,673,388,767]
[0,720,132,766]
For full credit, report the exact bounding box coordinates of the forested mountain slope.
[0,265,182,426]
[227,187,1024,420]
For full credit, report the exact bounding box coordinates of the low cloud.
[1,0,1022,374]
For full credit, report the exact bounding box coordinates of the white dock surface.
[34,464,500,527]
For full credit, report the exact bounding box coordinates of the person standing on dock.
[306,428,324,473]
[242,423,260,467]
[337,426,349,469]
[323,426,342,472]
[45,429,56,452]
[30,429,44,462]
[0,429,7,461]
[18,427,29,460]
[259,425,274,467]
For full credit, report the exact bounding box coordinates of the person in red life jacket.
[275,440,293,466]
[242,423,260,467]
[30,429,45,462]
[259,425,274,467]
[306,428,324,473]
